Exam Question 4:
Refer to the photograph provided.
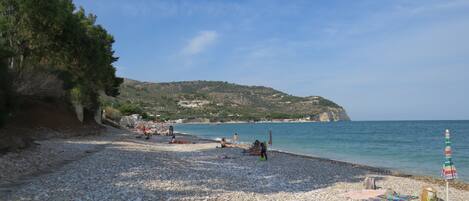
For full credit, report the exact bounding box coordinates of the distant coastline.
[175,119,469,124]
[105,78,351,123]
[171,119,351,124]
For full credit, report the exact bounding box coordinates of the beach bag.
[363,177,377,190]
[420,186,437,201]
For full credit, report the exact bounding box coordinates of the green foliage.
[0,0,123,117]
[114,101,156,121]
[141,113,156,121]
[117,102,143,116]
[267,113,286,120]
[155,114,170,122]
[103,106,122,122]
[70,87,83,104]
[316,97,340,108]
[103,79,347,122]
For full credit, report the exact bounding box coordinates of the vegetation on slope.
[103,79,350,122]
[0,0,122,127]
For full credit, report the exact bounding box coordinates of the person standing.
[143,125,150,140]
[233,133,239,144]
[169,125,174,136]
[260,142,268,160]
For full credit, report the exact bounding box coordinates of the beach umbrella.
[268,130,272,146]
[442,129,457,201]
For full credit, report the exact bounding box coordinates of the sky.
[73,0,469,121]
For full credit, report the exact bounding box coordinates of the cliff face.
[316,107,350,122]
[106,79,351,122]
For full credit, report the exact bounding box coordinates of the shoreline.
[271,149,469,191]
[174,121,343,125]
[2,127,469,200]
[174,119,469,125]
[176,131,469,191]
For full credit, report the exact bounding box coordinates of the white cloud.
[182,31,218,55]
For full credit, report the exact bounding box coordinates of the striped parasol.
[268,130,272,146]
[442,129,457,180]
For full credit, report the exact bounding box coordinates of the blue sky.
[74,0,469,120]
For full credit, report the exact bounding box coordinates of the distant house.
[177,100,211,108]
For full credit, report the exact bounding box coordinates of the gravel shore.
[1,129,468,201]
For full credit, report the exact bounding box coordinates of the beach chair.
[363,177,377,190]
[420,186,437,201]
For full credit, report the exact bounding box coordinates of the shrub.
[141,113,156,121]
[104,106,122,122]
[118,102,143,116]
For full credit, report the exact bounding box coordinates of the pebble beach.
[1,127,468,201]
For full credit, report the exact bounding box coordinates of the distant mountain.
[105,79,350,122]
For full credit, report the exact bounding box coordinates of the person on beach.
[217,138,236,148]
[170,135,176,143]
[260,142,267,160]
[254,140,260,147]
[141,125,150,140]
[220,137,227,148]
[169,135,191,144]
[233,133,239,144]
[169,125,174,136]
[244,140,261,155]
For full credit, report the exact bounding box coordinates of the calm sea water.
[175,121,469,182]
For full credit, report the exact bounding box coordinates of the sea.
[175,121,469,182]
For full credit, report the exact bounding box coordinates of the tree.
[0,0,123,122]
[118,102,143,116]
[0,45,13,127]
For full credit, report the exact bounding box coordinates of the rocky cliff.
[316,107,350,122]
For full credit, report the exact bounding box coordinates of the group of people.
[139,126,271,161]
[245,140,268,160]
[136,124,174,140]
[167,127,193,144]
[218,132,270,161]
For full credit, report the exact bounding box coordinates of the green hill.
[103,79,350,122]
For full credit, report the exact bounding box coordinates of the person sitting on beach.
[169,136,192,144]
[141,125,150,140]
[260,142,267,160]
[245,140,261,155]
[220,137,227,148]
[217,137,236,148]
[253,140,259,147]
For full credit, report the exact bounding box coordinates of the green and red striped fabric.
[442,129,457,180]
